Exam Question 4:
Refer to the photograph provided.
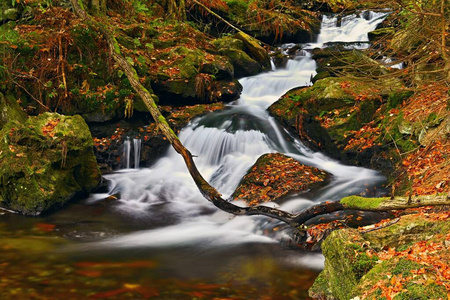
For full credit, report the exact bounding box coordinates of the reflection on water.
[0,210,320,299]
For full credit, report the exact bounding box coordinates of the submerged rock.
[232,153,329,205]
[0,112,101,215]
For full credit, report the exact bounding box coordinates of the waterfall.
[315,11,389,48]
[121,137,142,169]
[133,138,141,169]
[122,137,131,169]
[90,11,389,255]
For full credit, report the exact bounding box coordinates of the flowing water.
[0,11,389,299]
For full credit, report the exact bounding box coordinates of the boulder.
[233,32,271,69]
[152,46,242,104]
[0,112,101,215]
[0,93,27,128]
[310,211,450,299]
[232,153,329,205]
[213,36,267,78]
[268,77,403,163]
[313,48,390,77]
[1,8,19,23]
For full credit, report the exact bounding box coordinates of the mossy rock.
[199,56,234,80]
[309,229,371,299]
[310,213,450,299]
[0,8,20,22]
[0,93,27,128]
[0,112,101,215]
[213,36,265,78]
[153,46,241,104]
[269,77,403,162]
[314,49,390,77]
[311,71,332,83]
[232,153,329,205]
[213,36,246,51]
[233,32,271,69]
[368,27,395,41]
[220,48,262,78]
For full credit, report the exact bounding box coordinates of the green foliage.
[0,26,19,44]
[132,0,149,12]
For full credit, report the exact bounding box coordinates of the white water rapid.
[87,11,389,269]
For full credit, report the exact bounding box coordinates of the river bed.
[0,10,389,299]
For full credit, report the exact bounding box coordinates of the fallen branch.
[69,0,450,231]
[70,0,299,227]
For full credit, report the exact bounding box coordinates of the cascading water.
[121,137,142,169]
[133,138,141,169]
[314,10,390,48]
[88,11,389,269]
[122,137,131,169]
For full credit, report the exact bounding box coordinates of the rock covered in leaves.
[310,209,450,299]
[232,153,329,205]
[0,112,101,215]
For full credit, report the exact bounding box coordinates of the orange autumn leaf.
[35,223,56,232]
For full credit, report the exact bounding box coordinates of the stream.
[0,11,389,299]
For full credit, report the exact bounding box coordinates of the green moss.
[309,271,333,299]
[395,282,447,300]
[341,196,389,210]
[352,252,379,280]
[157,115,179,139]
[0,113,100,215]
[387,91,413,109]
[392,258,422,276]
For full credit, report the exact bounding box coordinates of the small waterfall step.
[93,10,389,250]
[121,137,142,169]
